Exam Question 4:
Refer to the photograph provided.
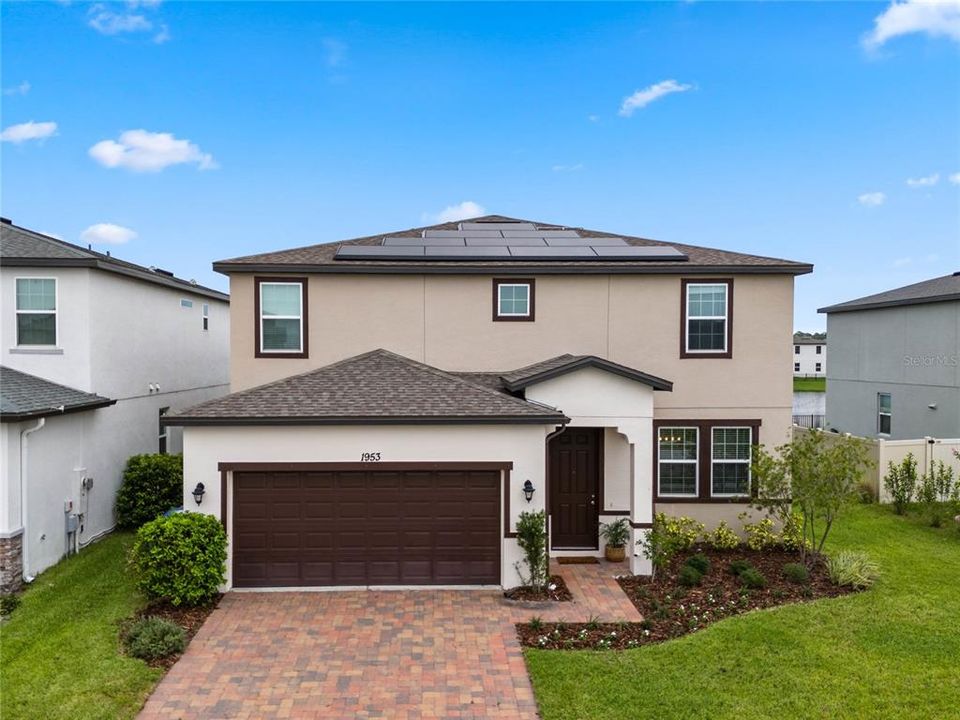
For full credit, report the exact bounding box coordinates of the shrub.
[706,521,740,550]
[661,515,706,550]
[728,559,753,576]
[856,481,877,504]
[884,454,918,515]
[918,461,956,528]
[599,518,630,548]
[782,562,809,584]
[130,512,227,607]
[827,550,880,590]
[115,454,184,530]
[639,513,697,579]
[122,617,186,661]
[514,510,548,589]
[0,594,21,616]
[778,513,809,552]
[678,565,702,587]
[739,567,767,589]
[685,553,711,575]
[740,515,778,551]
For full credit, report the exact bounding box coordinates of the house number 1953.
[361,452,381,462]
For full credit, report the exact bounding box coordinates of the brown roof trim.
[164,413,569,427]
[218,461,514,472]
[213,261,813,277]
[501,356,673,392]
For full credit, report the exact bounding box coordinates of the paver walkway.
[139,560,638,720]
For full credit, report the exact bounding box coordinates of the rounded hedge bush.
[685,553,711,575]
[131,512,226,607]
[115,454,184,530]
[123,616,186,661]
[739,567,767,589]
[782,562,810,584]
[678,565,702,587]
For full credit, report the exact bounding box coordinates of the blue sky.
[2,1,958,330]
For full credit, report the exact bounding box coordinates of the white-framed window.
[878,393,892,435]
[158,407,170,454]
[794,345,800,354]
[15,277,57,346]
[180,299,193,308]
[685,282,728,353]
[711,427,751,496]
[259,281,304,353]
[497,283,531,317]
[794,362,800,372]
[202,303,209,331]
[657,427,698,497]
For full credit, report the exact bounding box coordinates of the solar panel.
[502,230,579,239]
[464,236,546,247]
[592,246,688,259]
[424,246,512,258]
[459,222,536,231]
[423,229,503,238]
[334,241,690,262]
[383,236,465,246]
[546,236,627,247]
[508,246,597,258]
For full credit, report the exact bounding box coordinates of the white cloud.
[3,81,31,96]
[1,121,58,143]
[858,191,887,207]
[619,79,694,117]
[422,201,487,224]
[949,172,960,184]
[87,1,169,42]
[906,172,940,187]
[863,0,960,50]
[89,129,217,172]
[587,114,600,123]
[322,38,347,68]
[80,223,137,245]
[552,163,584,173]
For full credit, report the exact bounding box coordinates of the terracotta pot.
[605,545,626,562]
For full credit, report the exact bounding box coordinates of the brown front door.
[548,428,601,549]
[232,468,501,587]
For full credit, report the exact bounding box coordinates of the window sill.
[9,347,64,355]
[655,496,751,504]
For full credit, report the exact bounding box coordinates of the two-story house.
[793,333,826,376]
[0,219,229,592]
[166,215,811,589]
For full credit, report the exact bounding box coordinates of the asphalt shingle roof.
[0,366,115,422]
[166,349,569,425]
[213,215,812,275]
[818,272,960,314]
[498,354,673,392]
[0,220,229,302]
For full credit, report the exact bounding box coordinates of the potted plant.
[600,518,630,562]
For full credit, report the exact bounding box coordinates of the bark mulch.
[504,575,573,602]
[121,595,222,669]
[517,546,856,650]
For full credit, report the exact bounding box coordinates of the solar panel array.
[333,222,689,262]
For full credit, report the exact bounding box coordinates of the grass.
[525,504,960,719]
[0,533,162,720]
[793,376,826,392]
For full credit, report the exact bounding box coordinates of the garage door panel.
[233,468,501,587]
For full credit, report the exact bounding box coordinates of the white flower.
[549,583,557,591]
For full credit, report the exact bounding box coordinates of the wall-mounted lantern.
[522,480,535,503]
[191,482,206,506]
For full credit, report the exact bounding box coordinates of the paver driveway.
[139,562,639,719]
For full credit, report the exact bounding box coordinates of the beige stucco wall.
[182,423,551,589]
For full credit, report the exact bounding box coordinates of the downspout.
[19,417,46,583]
[543,421,570,568]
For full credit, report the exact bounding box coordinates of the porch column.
[619,419,653,575]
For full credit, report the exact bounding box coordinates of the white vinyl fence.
[791,427,960,503]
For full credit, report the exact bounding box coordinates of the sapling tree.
[750,430,872,562]
[514,510,549,589]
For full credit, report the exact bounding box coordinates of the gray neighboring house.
[819,272,960,440]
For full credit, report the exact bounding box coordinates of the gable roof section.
[818,272,960,314]
[165,349,569,426]
[213,215,812,276]
[498,354,673,392]
[1,366,115,422]
[0,219,229,302]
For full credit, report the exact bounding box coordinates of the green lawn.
[793,376,826,392]
[525,505,960,719]
[1,533,161,720]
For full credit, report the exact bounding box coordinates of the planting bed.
[122,596,221,669]
[504,574,573,602]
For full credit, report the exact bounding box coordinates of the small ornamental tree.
[115,454,184,530]
[750,430,872,562]
[514,510,548,590]
[918,460,956,527]
[883,454,918,515]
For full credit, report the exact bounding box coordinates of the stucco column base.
[630,528,652,576]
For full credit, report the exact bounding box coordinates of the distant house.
[819,272,959,440]
[0,219,230,592]
[793,333,826,376]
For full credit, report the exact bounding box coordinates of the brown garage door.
[232,467,501,587]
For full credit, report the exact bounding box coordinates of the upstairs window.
[711,427,751,496]
[158,407,170,454]
[657,427,698,497]
[202,303,209,331]
[493,279,535,321]
[816,345,822,355]
[16,278,57,346]
[878,393,892,435]
[794,345,800,354]
[256,278,307,357]
[683,280,731,357]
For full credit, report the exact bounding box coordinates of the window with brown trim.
[654,419,760,502]
[492,278,535,321]
[254,276,309,358]
[680,279,733,358]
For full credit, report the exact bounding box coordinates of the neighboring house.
[792,332,826,376]
[819,272,960,441]
[166,215,811,589]
[0,219,230,592]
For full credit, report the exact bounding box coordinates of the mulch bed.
[121,595,222,669]
[517,546,856,650]
[504,575,573,602]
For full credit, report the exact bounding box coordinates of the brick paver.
[139,559,637,719]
